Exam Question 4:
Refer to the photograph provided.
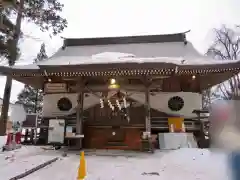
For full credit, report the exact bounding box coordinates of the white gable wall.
[43,93,100,117]
[42,92,202,118]
[126,92,202,117]
[42,91,119,117]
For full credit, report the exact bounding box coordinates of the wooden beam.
[69,83,163,92]
[75,78,84,149]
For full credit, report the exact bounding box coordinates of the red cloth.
[15,132,21,144]
[5,133,22,145]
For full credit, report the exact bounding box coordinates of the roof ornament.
[181,59,185,64]
[175,66,179,73]
[183,30,190,45]
[44,70,51,82]
[184,40,187,45]
[61,45,66,50]
[61,36,66,50]
[44,70,48,76]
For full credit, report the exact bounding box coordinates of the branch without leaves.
[207,25,240,100]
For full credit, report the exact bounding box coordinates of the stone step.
[105,142,128,149]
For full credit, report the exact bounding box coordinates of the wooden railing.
[63,116,202,131]
[151,117,201,130]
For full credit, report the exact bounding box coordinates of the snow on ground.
[0,146,58,180]
[20,148,231,180]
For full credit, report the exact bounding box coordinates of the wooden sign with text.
[44,83,67,93]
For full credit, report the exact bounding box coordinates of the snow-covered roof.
[1,32,238,70]
[0,32,239,91]
[10,41,240,69]
[12,63,39,70]
[36,40,203,66]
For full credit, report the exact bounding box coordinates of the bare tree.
[207,25,240,100]
[202,88,213,109]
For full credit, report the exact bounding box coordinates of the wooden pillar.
[30,129,34,144]
[24,129,29,143]
[198,113,205,148]
[76,80,84,149]
[144,84,151,135]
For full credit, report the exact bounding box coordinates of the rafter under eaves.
[0,0,18,9]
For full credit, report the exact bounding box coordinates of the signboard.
[44,83,67,93]
[168,117,184,132]
[65,126,75,137]
[48,119,65,143]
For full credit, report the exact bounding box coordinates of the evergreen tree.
[0,1,19,58]
[0,0,67,135]
[16,85,43,113]
[16,43,47,113]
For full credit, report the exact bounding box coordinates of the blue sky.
[1,0,240,102]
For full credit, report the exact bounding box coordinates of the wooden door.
[107,127,125,142]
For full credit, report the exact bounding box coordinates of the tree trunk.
[0,76,12,135]
[0,0,24,136]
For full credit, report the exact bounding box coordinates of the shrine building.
[0,32,239,150]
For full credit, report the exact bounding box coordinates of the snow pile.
[84,148,230,180]
[0,146,58,179]
[158,148,229,179]
[36,54,237,66]
[0,146,45,163]
[11,50,239,68]
[160,148,223,168]
[0,136,7,148]
[122,56,239,65]
[92,52,135,59]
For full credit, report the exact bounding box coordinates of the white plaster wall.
[43,92,202,118]
[128,92,202,117]
[42,93,100,117]
[43,93,77,117]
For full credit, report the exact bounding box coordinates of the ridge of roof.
[63,32,187,47]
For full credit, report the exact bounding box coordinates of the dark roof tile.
[64,33,186,47]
